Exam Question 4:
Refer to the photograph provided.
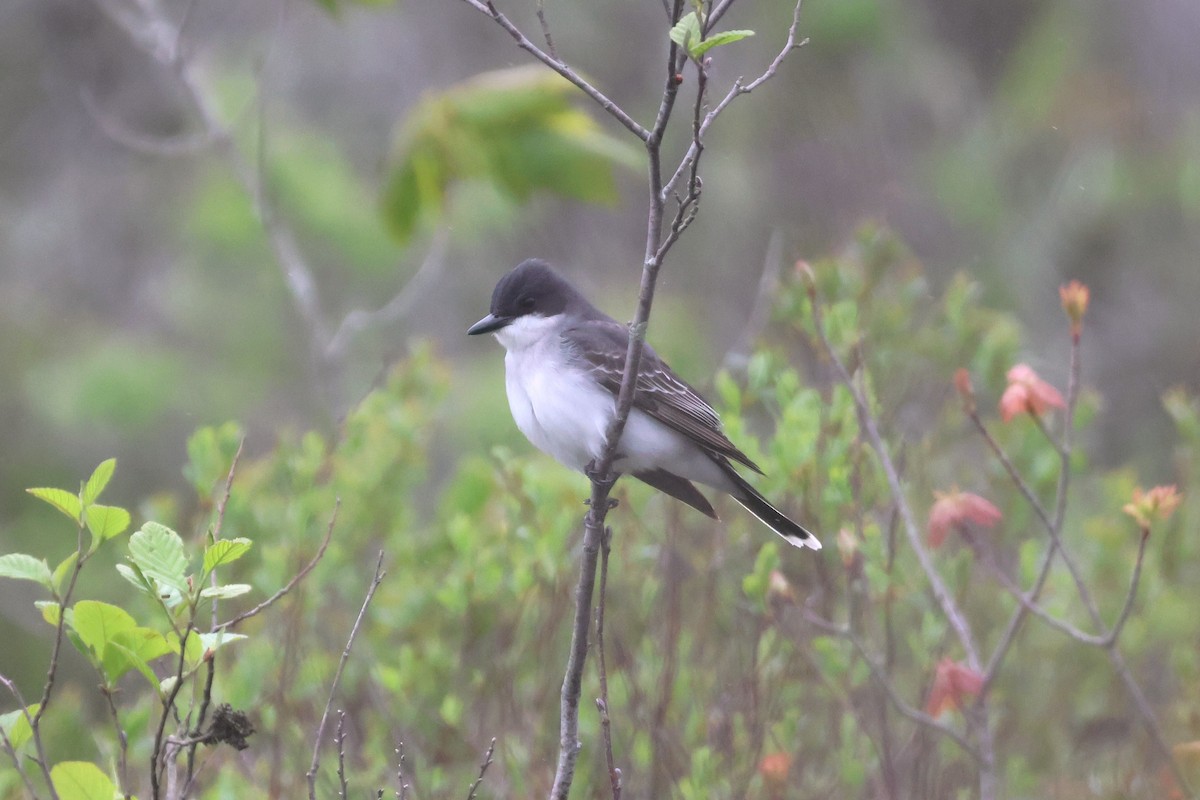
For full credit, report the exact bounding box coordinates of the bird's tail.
[721,464,822,550]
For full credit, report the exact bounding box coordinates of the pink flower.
[926,658,984,717]
[928,489,1003,548]
[1123,485,1182,530]
[999,364,1066,422]
[758,752,791,789]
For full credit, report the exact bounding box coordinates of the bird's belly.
[505,355,612,471]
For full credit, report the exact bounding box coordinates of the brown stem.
[306,552,386,800]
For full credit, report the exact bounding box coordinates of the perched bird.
[467,259,821,550]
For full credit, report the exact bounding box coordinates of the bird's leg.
[584,459,620,509]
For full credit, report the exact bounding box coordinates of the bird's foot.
[583,460,619,509]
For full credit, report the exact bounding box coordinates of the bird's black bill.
[467,313,513,336]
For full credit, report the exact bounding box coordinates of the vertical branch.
[307,552,386,800]
[594,528,621,800]
[803,273,995,796]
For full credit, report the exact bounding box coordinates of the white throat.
[493,313,565,352]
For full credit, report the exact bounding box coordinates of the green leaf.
[116,563,154,596]
[0,704,39,750]
[669,11,703,54]
[0,553,54,590]
[52,552,79,594]
[70,600,137,669]
[107,639,164,691]
[49,761,116,800]
[195,631,249,657]
[200,583,252,600]
[107,628,174,684]
[203,538,252,576]
[382,66,637,245]
[26,487,82,524]
[81,459,116,506]
[35,600,63,627]
[691,29,755,57]
[85,504,131,552]
[129,522,190,596]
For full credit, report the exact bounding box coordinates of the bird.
[466,259,821,550]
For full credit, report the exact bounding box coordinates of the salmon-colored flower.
[1123,485,1182,530]
[928,489,1003,548]
[759,752,791,789]
[1059,280,1090,337]
[926,658,984,717]
[999,364,1066,422]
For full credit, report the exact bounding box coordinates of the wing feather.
[565,321,762,473]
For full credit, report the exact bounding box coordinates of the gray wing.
[566,320,763,474]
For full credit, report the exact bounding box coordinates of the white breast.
[498,315,613,472]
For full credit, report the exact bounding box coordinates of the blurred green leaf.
[49,761,115,800]
[26,487,81,525]
[200,583,252,600]
[52,552,78,594]
[382,66,638,245]
[81,458,116,506]
[0,704,39,751]
[0,553,53,590]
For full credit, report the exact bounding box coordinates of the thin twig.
[978,529,1149,647]
[595,527,622,800]
[458,0,649,141]
[805,275,979,669]
[534,0,557,59]
[805,272,995,796]
[152,625,195,800]
[307,551,387,800]
[326,229,449,359]
[335,711,349,798]
[465,738,497,800]
[216,500,338,630]
[102,686,132,799]
[395,741,409,800]
[803,611,981,760]
[663,0,807,200]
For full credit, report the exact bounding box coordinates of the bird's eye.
[518,295,536,311]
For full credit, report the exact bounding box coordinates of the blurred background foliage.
[1,0,1198,796]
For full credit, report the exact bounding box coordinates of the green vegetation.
[3,230,1196,797]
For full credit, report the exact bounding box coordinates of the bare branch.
[307,551,387,800]
[326,229,449,360]
[534,0,558,60]
[594,528,622,800]
[803,611,981,761]
[216,500,338,631]
[457,0,649,141]
[101,686,132,799]
[395,741,409,800]
[335,711,349,799]
[81,88,216,155]
[465,738,497,800]
[664,0,806,200]
[805,274,980,669]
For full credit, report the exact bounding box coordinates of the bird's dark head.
[467,259,586,336]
